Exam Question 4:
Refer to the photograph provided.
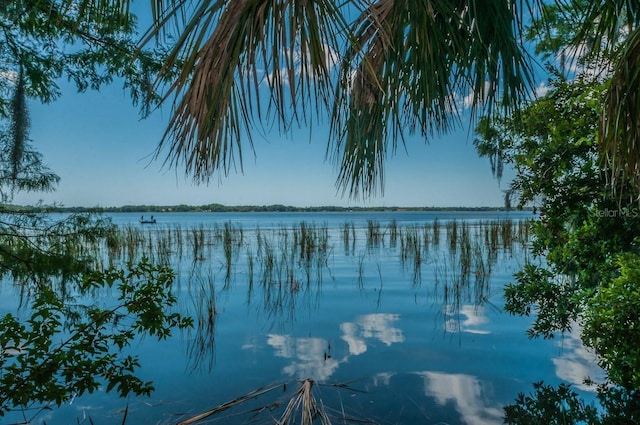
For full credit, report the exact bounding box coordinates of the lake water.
[2,211,604,424]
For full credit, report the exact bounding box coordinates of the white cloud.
[341,313,404,354]
[359,313,404,345]
[444,304,491,335]
[263,42,340,88]
[372,371,395,387]
[462,81,492,109]
[0,69,18,84]
[414,371,503,425]
[265,313,405,381]
[340,321,367,355]
[266,334,341,381]
[552,324,605,391]
[535,81,549,97]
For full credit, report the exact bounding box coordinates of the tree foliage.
[504,381,640,425]
[0,1,193,417]
[0,0,179,201]
[0,70,59,201]
[0,0,169,114]
[582,254,640,390]
[475,4,640,418]
[0,259,192,417]
[0,208,195,417]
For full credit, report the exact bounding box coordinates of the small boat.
[140,216,157,224]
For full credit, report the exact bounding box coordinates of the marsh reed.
[95,217,530,332]
[96,219,529,288]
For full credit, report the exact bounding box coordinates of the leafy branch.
[0,258,193,418]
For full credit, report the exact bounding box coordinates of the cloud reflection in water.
[265,313,405,380]
[414,371,503,425]
[341,313,404,355]
[266,334,340,381]
[444,304,491,335]
[552,325,605,391]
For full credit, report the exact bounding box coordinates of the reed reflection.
[101,218,530,375]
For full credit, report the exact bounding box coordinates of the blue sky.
[12,79,513,208]
[11,4,532,209]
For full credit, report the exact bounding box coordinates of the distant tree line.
[3,204,517,214]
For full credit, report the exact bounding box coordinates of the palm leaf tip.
[601,26,640,195]
[155,0,346,182]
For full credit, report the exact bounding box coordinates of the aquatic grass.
[366,220,383,248]
[56,216,531,338]
[186,270,217,372]
[501,219,514,251]
[189,224,206,261]
[357,253,365,289]
[351,221,356,253]
[473,240,490,303]
[223,222,234,284]
[246,247,254,292]
[105,226,122,264]
[446,219,459,253]
[459,223,472,281]
[122,225,143,264]
[173,224,184,260]
[259,234,276,286]
[399,227,422,285]
[388,219,398,248]
[154,228,173,266]
[376,263,383,308]
[422,223,430,254]
[432,218,440,246]
[342,221,353,254]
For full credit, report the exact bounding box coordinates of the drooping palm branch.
[329,0,537,197]
[574,0,640,196]
[41,0,640,198]
[57,0,542,197]
[144,0,352,182]
[601,25,640,195]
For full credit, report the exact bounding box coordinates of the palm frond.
[330,0,536,198]
[574,0,640,55]
[151,0,350,184]
[58,0,132,29]
[601,25,640,195]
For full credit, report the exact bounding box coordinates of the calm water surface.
[2,211,603,424]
